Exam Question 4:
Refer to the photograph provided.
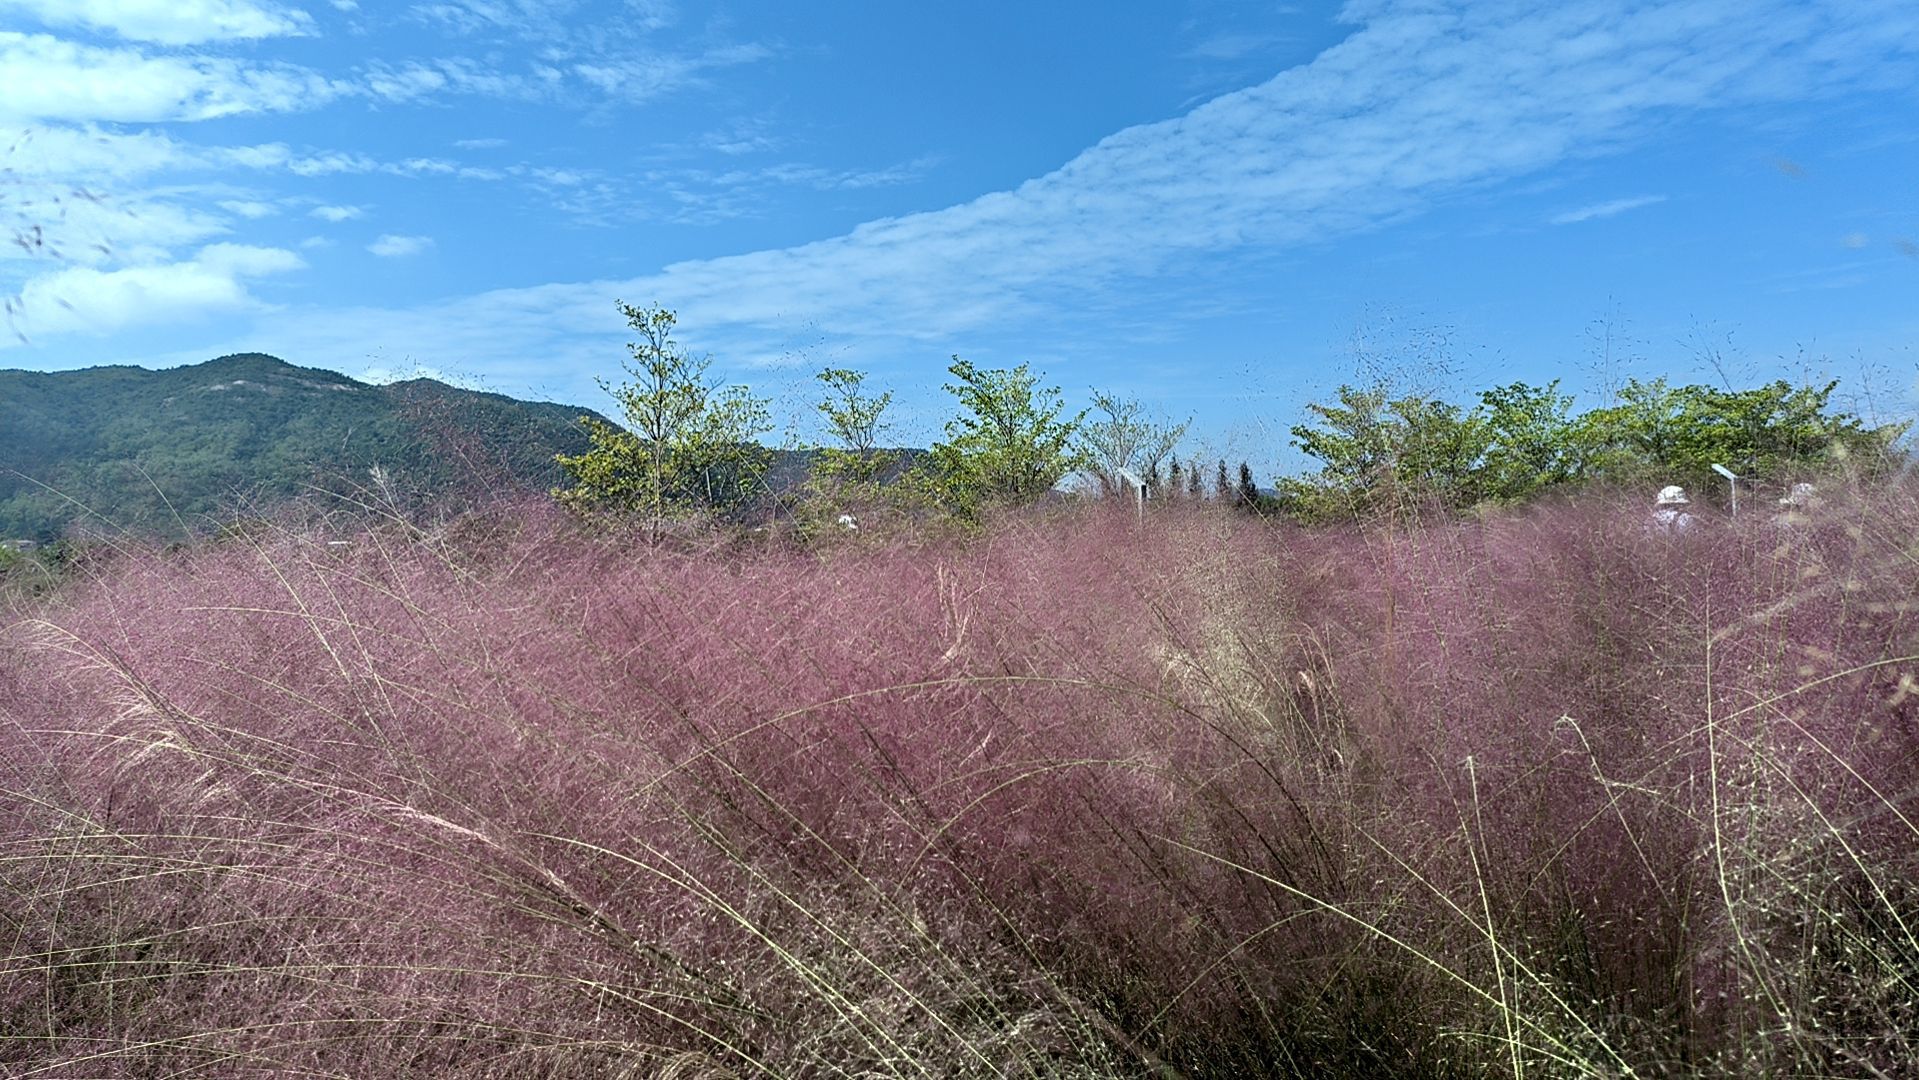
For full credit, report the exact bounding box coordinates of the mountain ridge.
[0,353,611,541]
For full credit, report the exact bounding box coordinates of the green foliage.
[815,367,892,457]
[1279,375,1907,523]
[1474,380,1580,501]
[0,540,73,603]
[810,367,897,488]
[553,303,773,536]
[1277,382,1490,521]
[925,358,1085,515]
[1076,392,1188,496]
[799,367,931,535]
[1235,461,1263,514]
[1575,378,1904,490]
[0,353,599,542]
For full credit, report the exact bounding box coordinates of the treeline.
[1271,377,1904,521]
[552,303,1911,532]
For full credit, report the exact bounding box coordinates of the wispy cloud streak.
[253,0,1917,380]
[0,0,315,45]
[14,0,1919,398]
[1551,194,1667,225]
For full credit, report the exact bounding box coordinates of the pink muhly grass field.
[2,489,1916,1077]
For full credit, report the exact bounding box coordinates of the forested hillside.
[0,354,608,540]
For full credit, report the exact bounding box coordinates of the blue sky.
[2,0,1917,468]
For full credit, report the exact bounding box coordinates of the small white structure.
[1651,485,1697,534]
[1114,467,1148,528]
[836,513,859,531]
[1710,463,1741,518]
[1779,482,1817,509]
[1773,482,1819,529]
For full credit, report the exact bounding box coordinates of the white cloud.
[413,0,671,41]
[6,242,302,341]
[0,32,342,123]
[624,0,675,32]
[0,0,315,45]
[196,242,304,276]
[367,234,432,257]
[0,123,197,179]
[218,144,505,180]
[1550,194,1668,225]
[454,136,507,149]
[571,43,772,103]
[698,118,781,157]
[0,125,497,195]
[569,2,1915,350]
[220,199,278,219]
[412,1,547,36]
[1841,231,1870,249]
[0,184,230,266]
[23,0,1919,391]
[309,204,363,222]
[758,156,941,192]
[361,58,532,103]
[530,167,586,186]
[536,154,941,228]
[1181,33,1288,62]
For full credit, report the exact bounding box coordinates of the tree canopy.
[1277,376,1906,522]
[925,358,1085,515]
[553,302,773,537]
[1076,392,1188,497]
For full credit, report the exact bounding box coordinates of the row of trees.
[1277,377,1905,520]
[554,303,1092,534]
[554,302,1908,533]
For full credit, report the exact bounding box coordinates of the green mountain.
[0,354,612,541]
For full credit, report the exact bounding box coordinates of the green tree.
[1574,378,1905,491]
[1236,461,1261,513]
[554,302,772,538]
[926,358,1085,515]
[1473,380,1579,502]
[812,367,896,485]
[803,367,920,532]
[1075,391,1188,497]
[1277,374,1905,523]
[1567,378,1685,484]
[1277,383,1488,521]
[816,367,891,456]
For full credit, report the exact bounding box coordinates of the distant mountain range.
[0,354,619,542]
